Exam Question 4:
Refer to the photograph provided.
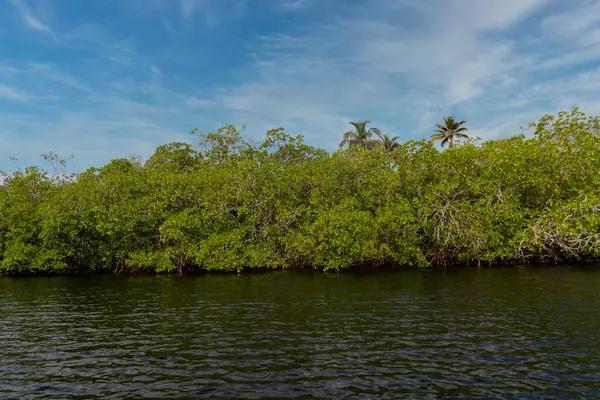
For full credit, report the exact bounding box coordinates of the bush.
[1,109,599,274]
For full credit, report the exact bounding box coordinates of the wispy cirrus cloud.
[209,0,553,144]
[0,84,35,101]
[9,0,52,33]
[0,84,58,102]
[0,62,91,92]
[213,0,600,144]
[2,0,600,172]
[123,0,249,26]
[180,0,248,20]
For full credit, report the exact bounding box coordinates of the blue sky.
[1,0,600,172]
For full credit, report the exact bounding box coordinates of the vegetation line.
[1,108,599,275]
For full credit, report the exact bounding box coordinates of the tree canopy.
[0,108,599,275]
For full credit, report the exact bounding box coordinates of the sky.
[1,0,600,172]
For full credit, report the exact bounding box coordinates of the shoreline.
[2,259,598,278]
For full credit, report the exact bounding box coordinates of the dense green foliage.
[1,109,599,275]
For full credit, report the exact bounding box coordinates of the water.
[1,267,600,399]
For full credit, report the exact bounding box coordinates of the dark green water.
[1,267,600,399]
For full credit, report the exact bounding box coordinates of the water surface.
[2,266,600,399]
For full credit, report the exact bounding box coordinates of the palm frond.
[342,130,358,140]
[350,121,369,133]
[434,116,468,149]
[342,139,362,148]
[341,120,382,150]
[368,127,382,136]
[340,130,360,148]
[444,116,456,125]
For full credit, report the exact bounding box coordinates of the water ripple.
[1,267,600,399]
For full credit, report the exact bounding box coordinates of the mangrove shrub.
[1,109,599,274]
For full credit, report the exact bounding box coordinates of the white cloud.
[180,0,196,19]
[279,0,306,11]
[0,84,32,101]
[185,96,217,109]
[213,0,600,145]
[10,0,52,33]
[1,62,91,92]
[170,0,248,24]
[207,0,553,145]
[0,76,219,169]
[539,0,600,43]
[3,0,600,171]
[0,99,192,169]
[150,65,162,80]
[0,84,55,101]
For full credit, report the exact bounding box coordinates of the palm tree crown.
[340,121,381,150]
[430,116,469,148]
[376,134,401,152]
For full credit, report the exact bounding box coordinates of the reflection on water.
[1,266,600,399]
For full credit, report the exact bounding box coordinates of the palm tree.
[430,116,469,148]
[376,134,401,152]
[340,121,381,150]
